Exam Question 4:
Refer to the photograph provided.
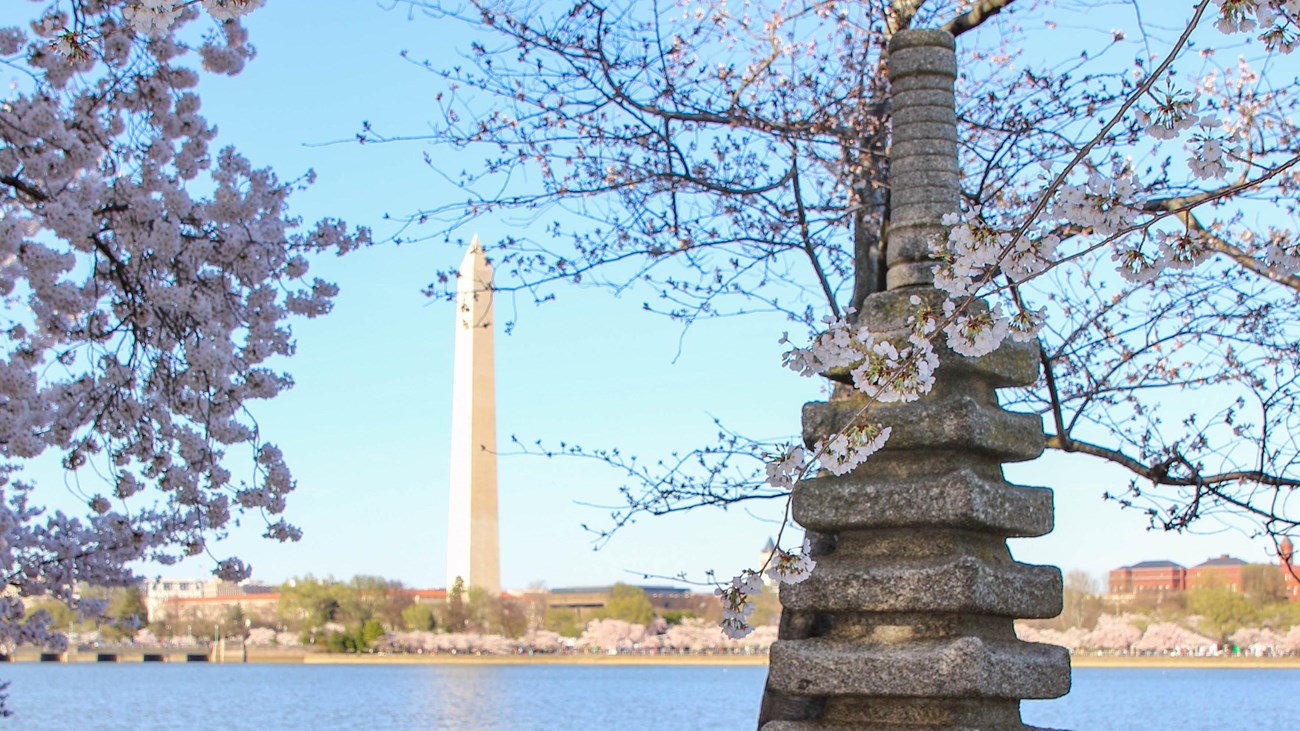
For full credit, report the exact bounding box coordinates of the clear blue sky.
[8,1,1285,591]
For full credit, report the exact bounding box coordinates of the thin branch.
[998,0,1212,260]
[790,153,841,317]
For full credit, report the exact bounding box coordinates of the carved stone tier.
[756,29,1071,731]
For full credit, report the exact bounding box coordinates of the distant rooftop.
[1194,555,1246,568]
[551,585,690,595]
[1124,560,1183,570]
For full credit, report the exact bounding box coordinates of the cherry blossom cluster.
[1137,85,1236,181]
[0,0,366,657]
[776,302,941,473]
[716,569,763,639]
[763,445,806,490]
[818,423,892,476]
[715,537,815,640]
[782,305,940,405]
[849,334,939,405]
[764,538,816,584]
[122,0,262,37]
[1215,0,1300,50]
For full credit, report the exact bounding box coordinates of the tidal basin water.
[3,664,1295,729]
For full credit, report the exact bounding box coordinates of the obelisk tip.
[460,234,488,273]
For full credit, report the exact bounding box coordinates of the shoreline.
[301,653,769,666]
[1069,655,1300,669]
[9,650,1300,668]
[4,649,769,666]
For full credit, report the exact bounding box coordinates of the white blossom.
[933,211,1004,297]
[1156,230,1214,270]
[715,571,763,639]
[202,0,265,22]
[1113,244,1164,283]
[764,445,807,490]
[1052,170,1140,238]
[942,301,1010,358]
[1138,88,1200,140]
[1215,0,1262,33]
[816,423,891,476]
[1188,136,1232,179]
[765,538,816,584]
[121,0,183,36]
[849,335,937,404]
[781,315,865,377]
[1007,307,1047,343]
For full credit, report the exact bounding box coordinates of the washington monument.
[446,236,500,595]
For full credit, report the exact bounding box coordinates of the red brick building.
[1186,555,1247,592]
[1109,546,1300,602]
[1108,560,1186,595]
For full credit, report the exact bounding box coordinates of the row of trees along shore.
[22,579,781,654]
[26,573,1300,657]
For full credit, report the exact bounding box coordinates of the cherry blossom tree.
[578,616,652,651]
[1012,624,1089,652]
[1131,621,1218,654]
[1229,625,1284,654]
[1083,614,1143,653]
[376,0,1300,636]
[0,0,366,677]
[1283,625,1300,653]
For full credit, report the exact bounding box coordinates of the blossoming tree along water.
[0,0,366,678]
[385,0,1300,597]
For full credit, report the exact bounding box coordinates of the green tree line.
[1028,567,1300,643]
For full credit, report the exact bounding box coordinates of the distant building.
[1107,560,1185,595]
[407,588,448,605]
[149,581,451,628]
[540,585,711,618]
[1186,555,1247,592]
[1106,550,1300,601]
[155,592,281,628]
[1280,537,1300,601]
[144,578,242,621]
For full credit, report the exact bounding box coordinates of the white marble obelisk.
[446,236,500,595]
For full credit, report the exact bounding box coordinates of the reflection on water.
[4,663,766,730]
[3,663,1295,730]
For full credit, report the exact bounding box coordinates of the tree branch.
[941,0,1018,37]
[1143,184,1300,292]
[790,154,841,317]
[0,174,48,202]
[886,0,927,35]
[1045,433,1300,489]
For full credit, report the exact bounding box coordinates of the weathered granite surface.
[756,29,1071,731]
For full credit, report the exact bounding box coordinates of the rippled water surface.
[3,663,1294,729]
[1022,667,1295,730]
